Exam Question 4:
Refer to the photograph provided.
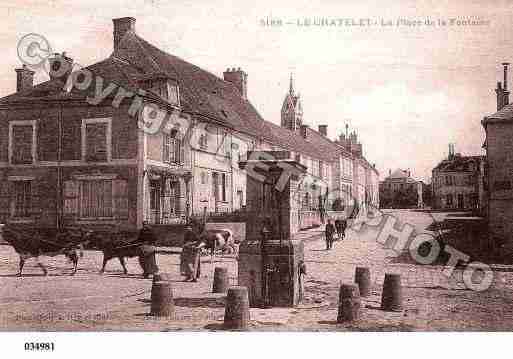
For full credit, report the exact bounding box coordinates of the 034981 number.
[24,342,55,351]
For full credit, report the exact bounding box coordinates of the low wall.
[299,211,321,230]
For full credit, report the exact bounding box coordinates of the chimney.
[448,143,455,160]
[318,124,328,136]
[223,67,248,99]
[300,124,309,139]
[351,142,362,157]
[503,62,510,107]
[15,64,35,92]
[48,52,73,84]
[496,81,504,110]
[113,17,136,53]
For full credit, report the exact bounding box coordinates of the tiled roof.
[0,28,375,166]
[389,169,409,179]
[433,155,484,172]
[383,169,417,183]
[484,104,513,122]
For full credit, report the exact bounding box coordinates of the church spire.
[289,73,294,96]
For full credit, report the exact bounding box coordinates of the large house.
[0,17,378,232]
[379,168,423,208]
[482,63,513,246]
[431,145,485,211]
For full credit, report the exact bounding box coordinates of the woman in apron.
[180,225,206,282]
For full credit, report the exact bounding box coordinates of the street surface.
[1,209,513,331]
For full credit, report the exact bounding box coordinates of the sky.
[1,0,512,181]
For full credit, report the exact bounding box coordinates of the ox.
[90,225,157,275]
[0,224,92,276]
[199,228,237,255]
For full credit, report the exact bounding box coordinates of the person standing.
[334,218,343,240]
[180,224,206,282]
[341,218,348,240]
[137,222,158,278]
[325,219,336,250]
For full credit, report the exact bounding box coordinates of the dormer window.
[167,81,179,106]
[142,76,180,106]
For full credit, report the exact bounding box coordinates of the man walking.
[334,218,343,240]
[340,218,347,240]
[325,219,336,250]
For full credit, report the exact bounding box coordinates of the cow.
[90,224,158,275]
[0,224,93,276]
[199,228,237,255]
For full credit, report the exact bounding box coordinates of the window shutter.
[63,180,79,217]
[113,179,129,219]
[162,179,171,219]
[30,181,42,218]
[175,181,182,214]
[163,135,169,163]
[0,181,12,221]
[179,139,185,164]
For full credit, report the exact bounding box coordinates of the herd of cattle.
[0,224,236,276]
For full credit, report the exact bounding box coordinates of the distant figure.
[335,218,347,240]
[334,218,343,240]
[325,219,336,250]
[180,225,206,282]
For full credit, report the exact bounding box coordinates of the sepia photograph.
[0,0,512,356]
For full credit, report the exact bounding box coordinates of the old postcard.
[0,0,511,356]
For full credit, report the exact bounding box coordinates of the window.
[201,172,207,184]
[211,172,227,204]
[445,175,452,186]
[446,194,453,207]
[13,180,32,218]
[199,133,208,150]
[224,133,231,157]
[304,192,310,209]
[147,79,180,106]
[212,172,219,201]
[63,177,128,220]
[221,173,227,202]
[9,121,36,164]
[167,181,181,216]
[163,132,183,164]
[237,190,244,208]
[167,82,180,106]
[81,180,113,218]
[82,118,111,162]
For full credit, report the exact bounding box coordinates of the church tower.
[281,74,303,131]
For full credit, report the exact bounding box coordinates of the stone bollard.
[150,281,174,317]
[151,273,170,302]
[337,284,362,323]
[213,267,229,293]
[355,267,371,297]
[223,286,250,330]
[381,273,402,312]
